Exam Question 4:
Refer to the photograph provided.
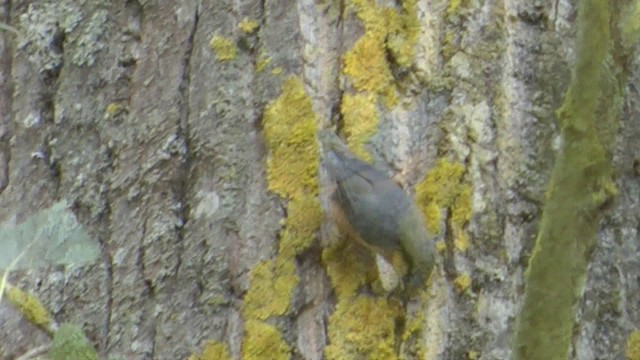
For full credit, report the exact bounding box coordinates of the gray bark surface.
[0,1,639,359]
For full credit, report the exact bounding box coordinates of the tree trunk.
[0,0,639,359]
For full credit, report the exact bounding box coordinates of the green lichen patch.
[322,240,374,298]
[210,36,237,62]
[262,76,320,200]
[256,52,272,73]
[343,32,393,96]
[454,273,471,293]
[399,292,430,360]
[338,0,421,160]
[340,94,379,162]
[242,320,291,360]
[342,0,421,108]
[279,194,323,258]
[5,284,51,332]
[386,0,420,67]
[238,18,259,34]
[241,76,322,353]
[348,0,419,68]
[627,331,640,360]
[188,340,231,360]
[105,103,122,117]
[446,0,465,18]
[243,257,298,320]
[325,296,402,360]
[48,323,97,360]
[415,159,472,236]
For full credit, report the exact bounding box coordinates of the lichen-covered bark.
[1,0,639,359]
[513,0,631,358]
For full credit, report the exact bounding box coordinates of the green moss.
[242,320,291,360]
[238,18,259,34]
[5,284,51,333]
[415,159,472,236]
[340,94,379,162]
[325,296,402,360]
[210,36,237,61]
[513,1,628,359]
[626,331,640,360]
[48,323,97,360]
[620,2,640,49]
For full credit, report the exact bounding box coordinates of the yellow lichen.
[447,0,464,17]
[271,67,284,75]
[242,320,290,360]
[241,76,321,354]
[322,240,373,298]
[415,159,473,235]
[256,53,272,73]
[104,102,122,118]
[262,76,320,199]
[402,313,424,341]
[244,257,298,320]
[454,228,470,252]
[6,284,51,331]
[343,32,393,95]
[626,331,640,360]
[454,273,471,293]
[188,341,231,360]
[340,94,379,162]
[342,0,419,99]
[238,18,259,34]
[325,296,402,360]
[279,194,323,258]
[338,0,421,162]
[400,287,431,359]
[386,0,420,67]
[210,36,237,61]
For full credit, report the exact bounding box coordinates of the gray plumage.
[318,130,435,290]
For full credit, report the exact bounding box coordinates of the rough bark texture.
[0,0,639,360]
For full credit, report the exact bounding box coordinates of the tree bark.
[0,0,639,359]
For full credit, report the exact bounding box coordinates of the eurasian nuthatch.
[318,130,435,292]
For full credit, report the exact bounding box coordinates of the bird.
[318,130,435,293]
